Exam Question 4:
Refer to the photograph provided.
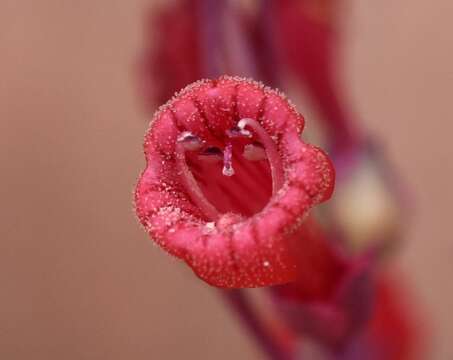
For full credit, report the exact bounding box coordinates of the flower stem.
[222,289,293,360]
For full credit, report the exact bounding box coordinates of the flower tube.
[135,76,340,289]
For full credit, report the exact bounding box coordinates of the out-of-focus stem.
[258,0,282,88]
[223,290,293,360]
[261,0,361,154]
[197,1,295,359]
[197,0,226,78]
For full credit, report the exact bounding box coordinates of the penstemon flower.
[136,1,426,358]
[135,76,338,289]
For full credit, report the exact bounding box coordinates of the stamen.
[176,137,220,220]
[237,118,284,194]
[222,143,235,176]
[177,131,204,151]
[226,127,252,138]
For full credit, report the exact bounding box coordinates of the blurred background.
[1,0,452,359]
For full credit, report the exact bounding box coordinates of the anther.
[177,131,203,151]
[226,127,252,138]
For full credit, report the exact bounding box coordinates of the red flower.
[135,76,335,288]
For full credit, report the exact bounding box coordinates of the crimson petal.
[135,76,335,288]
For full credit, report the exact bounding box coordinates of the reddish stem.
[223,289,293,360]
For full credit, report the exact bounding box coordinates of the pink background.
[1,1,452,359]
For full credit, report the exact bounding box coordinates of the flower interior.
[176,118,284,220]
[136,77,336,288]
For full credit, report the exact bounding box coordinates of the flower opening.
[135,76,335,288]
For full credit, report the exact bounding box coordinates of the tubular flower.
[135,76,335,288]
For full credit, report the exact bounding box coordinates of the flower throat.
[176,118,284,220]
